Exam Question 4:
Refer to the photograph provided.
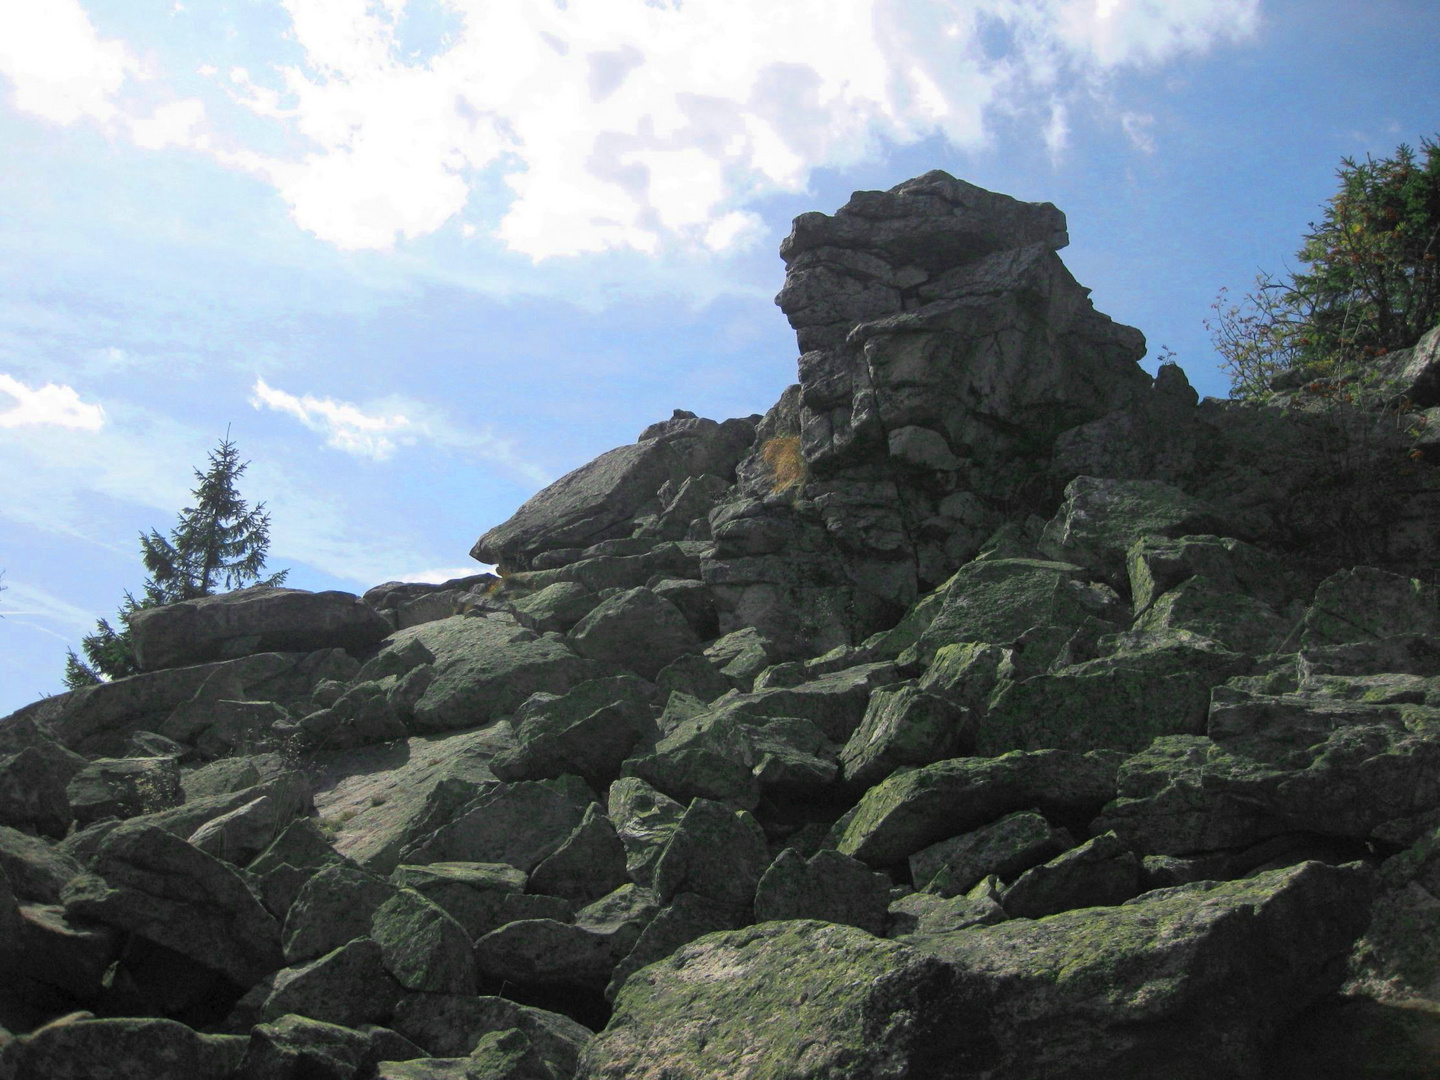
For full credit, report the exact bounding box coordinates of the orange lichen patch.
[761,435,808,493]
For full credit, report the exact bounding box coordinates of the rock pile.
[4,172,1440,1079]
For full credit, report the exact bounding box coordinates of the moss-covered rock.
[913,558,1100,664]
[979,632,1250,755]
[836,749,1120,867]
[909,808,1071,896]
[578,920,981,1080]
[904,861,1374,1079]
[753,847,891,934]
[0,1016,245,1080]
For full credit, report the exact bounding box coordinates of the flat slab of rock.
[388,614,601,733]
[836,749,1121,867]
[129,586,391,671]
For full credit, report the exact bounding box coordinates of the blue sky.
[1,0,1436,714]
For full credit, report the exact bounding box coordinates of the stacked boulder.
[3,172,1440,1079]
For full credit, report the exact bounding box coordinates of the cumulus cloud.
[0,374,105,430]
[4,0,1259,258]
[0,0,209,148]
[0,0,137,125]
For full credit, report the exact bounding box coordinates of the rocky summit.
[4,171,1440,1079]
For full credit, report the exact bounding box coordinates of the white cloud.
[0,579,101,635]
[2,0,1259,260]
[0,0,211,151]
[248,377,550,484]
[128,97,208,150]
[0,0,138,125]
[0,374,105,430]
[390,565,494,584]
[1120,110,1156,154]
[250,377,414,460]
[1042,100,1070,160]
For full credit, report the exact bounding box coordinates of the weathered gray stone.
[1300,565,1440,648]
[606,777,686,889]
[385,615,600,734]
[978,632,1251,755]
[913,558,1104,665]
[604,891,746,1003]
[1130,575,1291,655]
[527,804,629,908]
[390,994,592,1072]
[887,877,1008,937]
[653,653,733,704]
[999,831,1141,918]
[1038,476,1234,584]
[578,919,972,1080]
[474,884,658,993]
[753,848,891,934]
[399,775,594,874]
[839,682,973,786]
[283,864,399,964]
[566,588,700,680]
[473,414,753,571]
[649,578,719,640]
[0,1017,245,1080]
[908,808,1071,896]
[11,649,332,755]
[238,937,401,1029]
[1126,533,1295,616]
[651,798,769,908]
[0,826,84,903]
[904,862,1374,1080]
[187,794,291,865]
[387,862,528,941]
[511,580,602,634]
[235,1014,375,1080]
[7,899,118,999]
[837,749,1121,866]
[370,888,477,994]
[61,822,283,985]
[490,699,658,792]
[66,756,182,826]
[129,586,391,672]
[1096,678,1440,853]
[0,746,76,839]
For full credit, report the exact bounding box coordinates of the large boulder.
[578,919,978,1080]
[383,614,601,733]
[60,822,283,986]
[0,1017,245,1080]
[581,862,1370,1080]
[566,587,700,680]
[906,861,1374,1079]
[473,412,754,571]
[128,586,391,671]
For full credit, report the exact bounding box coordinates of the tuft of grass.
[761,435,808,494]
[317,808,357,840]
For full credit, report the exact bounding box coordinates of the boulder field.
[5,171,1440,1079]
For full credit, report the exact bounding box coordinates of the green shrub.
[1210,135,1440,398]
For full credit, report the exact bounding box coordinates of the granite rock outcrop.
[3,171,1440,1078]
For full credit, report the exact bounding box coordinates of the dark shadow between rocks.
[479,976,612,1034]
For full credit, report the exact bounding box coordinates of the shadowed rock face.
[5,172,1440,1079]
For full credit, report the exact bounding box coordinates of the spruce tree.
[64,431,288,687]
